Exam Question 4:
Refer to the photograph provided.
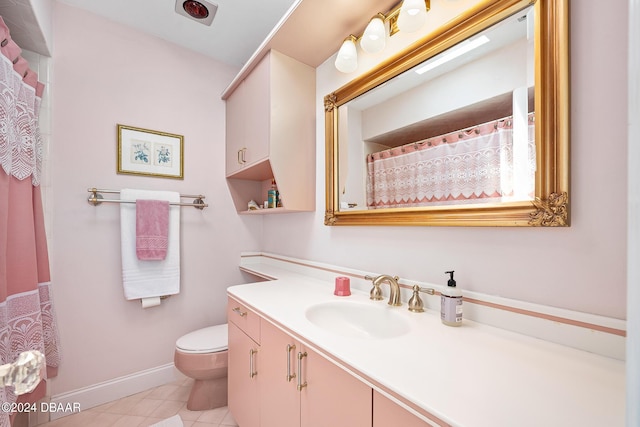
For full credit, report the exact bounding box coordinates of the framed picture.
[117,124,184,179]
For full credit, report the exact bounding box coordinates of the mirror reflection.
[338,5,535,211]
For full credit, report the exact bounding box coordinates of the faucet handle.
[417,286,435,295]
[408,285,435,313]
[370,285,383,301]
[365,275,384,301]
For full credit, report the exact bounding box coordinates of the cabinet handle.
[237,148,247,165]
[286,344,296,382]
[232,307,247,317]
[297,351,307,391]
[249,348,258,378]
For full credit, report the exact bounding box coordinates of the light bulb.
[335,35,358,73]
[361,14,387,54]
[398,0,427,33]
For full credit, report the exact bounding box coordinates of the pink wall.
[47,0,628,399]
[262,0,629,320]
[50,3,262,394]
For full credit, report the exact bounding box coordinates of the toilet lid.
[176,324,228,354]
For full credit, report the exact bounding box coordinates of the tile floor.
[39,378,237,427]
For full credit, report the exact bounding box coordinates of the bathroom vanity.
[229,298,373,427]
[226,256,625,427]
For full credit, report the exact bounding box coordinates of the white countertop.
[228,273,625,427]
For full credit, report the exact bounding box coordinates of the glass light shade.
[361,15,387,54]
[397,0,427,33]
[335,36,358,73]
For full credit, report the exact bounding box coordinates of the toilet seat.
[176,324,228,354]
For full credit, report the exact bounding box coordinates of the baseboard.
[48,363,179,421]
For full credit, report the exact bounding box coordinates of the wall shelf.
[239,207,304,215]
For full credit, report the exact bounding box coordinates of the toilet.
[174,323,228,411]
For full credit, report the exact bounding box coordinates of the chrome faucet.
[365,274,402,306]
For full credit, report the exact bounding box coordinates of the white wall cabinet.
[224,49,315,214]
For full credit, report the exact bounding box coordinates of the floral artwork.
[155,144,173,167]
[131,141,151,164]
[117,124,183,179]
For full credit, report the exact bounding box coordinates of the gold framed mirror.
[324,0,568,226]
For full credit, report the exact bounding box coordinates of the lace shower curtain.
[0,17,61,426]
[366,115,535,209]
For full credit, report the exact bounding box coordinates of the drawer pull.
[249,348,258,378]
[286,344,296,382]
[297,351,307,391]
[232,307,247,317]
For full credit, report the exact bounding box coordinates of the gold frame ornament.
[324,0,569,227]
[117,124,184,180]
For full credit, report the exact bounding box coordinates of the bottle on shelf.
[268,179,278,208]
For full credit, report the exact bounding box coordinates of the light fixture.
[335,35,358,73]
[183,0,209,19]
[334,0,430,73]
[174,0,218,26]
[414,35,490,75]
[361,13,387,54]
[398,0,428,33]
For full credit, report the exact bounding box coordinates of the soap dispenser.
[441,271,463,326]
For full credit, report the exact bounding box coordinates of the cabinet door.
[260,320,300,427]
[228,321,260,427]
[225,79,248,176]
[300,346,372,427]
[373,390,432,427]
[241,53,270,166]
[225,53,270,176]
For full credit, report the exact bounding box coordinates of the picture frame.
[117,124,184,179]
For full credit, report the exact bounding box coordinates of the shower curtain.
[366,115,535,208]
[0,17,61,426]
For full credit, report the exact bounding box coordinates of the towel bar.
[87,188,207,210]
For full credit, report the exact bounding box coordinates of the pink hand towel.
[136,199,170,261]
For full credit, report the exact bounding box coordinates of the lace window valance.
[366,114,536,209]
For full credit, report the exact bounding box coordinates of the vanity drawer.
[227,297,260,343]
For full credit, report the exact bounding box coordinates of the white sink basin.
[305,301,411,339]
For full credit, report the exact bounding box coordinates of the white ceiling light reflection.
[415,35,490,75]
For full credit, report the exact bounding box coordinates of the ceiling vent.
[175,0,218,26]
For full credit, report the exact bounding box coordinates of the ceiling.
[1,0,400,78]
[54,0,300,67]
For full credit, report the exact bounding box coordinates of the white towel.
[120,189,180,300]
